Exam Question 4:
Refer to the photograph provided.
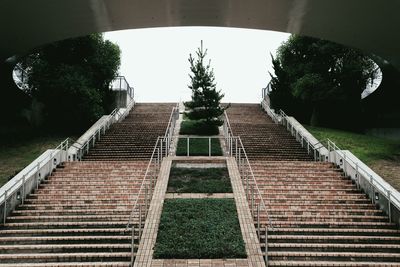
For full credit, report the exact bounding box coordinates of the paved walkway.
[135,156,265,267]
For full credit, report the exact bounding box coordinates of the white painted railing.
[261,89,400,226]
[126,104,179,265]
[0,139,70,224]
[223,111,271,266]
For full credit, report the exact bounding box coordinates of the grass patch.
[0,135,72,187]
[305,125,400,164]
[154,198,246,259]
[167,167,232,193]
[179,120,219,136]
[176,138,223,156]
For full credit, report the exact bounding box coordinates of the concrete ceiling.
[1,0,399,66]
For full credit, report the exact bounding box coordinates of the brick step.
[261,193,368,200]
[28,193,143,200]
[267,251,400,262]
[263,199,372,205]
[2,221,134,229]
[18,203,136,210]
[260,221,396,229]
[36,189,141,194]
[266,235,400,244]
[257,182,354,188]
[265,214,388,222]
[267,209,383,216]
[260,189,360,194]
[0,252,130,263]
[267,261,400,267]
[267,227,400,236]
[0,228,132,237]
[0,243,133,254]
[0,235,131,245]
[266,243,400,253]
[6,214,131,223]
[23,199,141,205]
[83,158,151,161]
[266,203,376,209]
[12,209,132,216]
[0,262,130,267]
[40,184,142,189]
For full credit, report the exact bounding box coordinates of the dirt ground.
[370,158,400,192]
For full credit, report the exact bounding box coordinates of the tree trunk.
[310,106,319,126]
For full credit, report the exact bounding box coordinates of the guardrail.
[327,139,400,223]
[176,136,223,157]
[0,138,70,224]
[223,111,271,265]
[278,109,327,162]
[110,76,134,99]
[72,99,135,161]
[125,104,179,265]
[261,89,400,226]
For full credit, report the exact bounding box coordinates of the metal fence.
[0,139,70,224]
[223,111,271,265]
[110,76,134,99]
[125,104,179,265]
[261,88,400,227]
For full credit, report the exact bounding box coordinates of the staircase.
[0,103,174,266]
[84,103,175,161]
[226,104,400,266]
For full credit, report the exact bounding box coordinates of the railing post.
[187,137,190,157]
[131,224,135,265]
[387,190,392,223]
[3,189,8,224]
[265,225,268,266]
[139,204,142,239]
[209,137,211,157]
[257,204,260,238]
[251,184,254,216]
[36,162,40,190]
[22,174,25,205]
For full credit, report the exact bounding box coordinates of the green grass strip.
[154,198,247,259]
[179,120,219,136]
[176,138,223,156]
[167,167,232,193]
[305,125,400,164]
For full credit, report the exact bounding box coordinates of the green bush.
[167,167,232,193]
[179,120,219,136]
[176,138,222,156]
[154,199,246,259]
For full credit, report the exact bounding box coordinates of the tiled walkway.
[135,156,265,267]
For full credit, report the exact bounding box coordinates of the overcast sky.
[104,27,289,103]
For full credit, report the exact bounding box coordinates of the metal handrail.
[110,76,134,99]
[1,138,70,223]
[327,139,400,212]
[223,111,272,265]
[125,105,179,265]
[278,109,326,161]
[75,99,135,160]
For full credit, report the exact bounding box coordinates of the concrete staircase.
[0,103,174,266]
[84,103,175,161]
[226,104,400,266]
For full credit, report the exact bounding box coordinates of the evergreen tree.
[185,41,228,128]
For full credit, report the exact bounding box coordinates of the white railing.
[278,109,327,161]
[223,111,271,265]
[72,99,135,161]
[327,139,400,222]
[126,104,179,265]
[176,136,223,157]
[110,76,134,100]
[261,88,400,226]
[1,138,70,224]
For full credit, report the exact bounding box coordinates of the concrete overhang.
[1,0,399,66]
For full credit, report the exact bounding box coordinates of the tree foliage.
[269,35,377,129]
[20,33,121,132]
[185,41,228,129]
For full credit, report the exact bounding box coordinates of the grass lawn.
[305,125,400,164]
[153,198,246,259]
[179,120,219,136]
[0,135,71,187]
[176,138,223,156]
[167,167,232,193]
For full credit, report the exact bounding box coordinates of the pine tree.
[185,41,228,129]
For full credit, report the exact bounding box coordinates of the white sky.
[104,27,289,103]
